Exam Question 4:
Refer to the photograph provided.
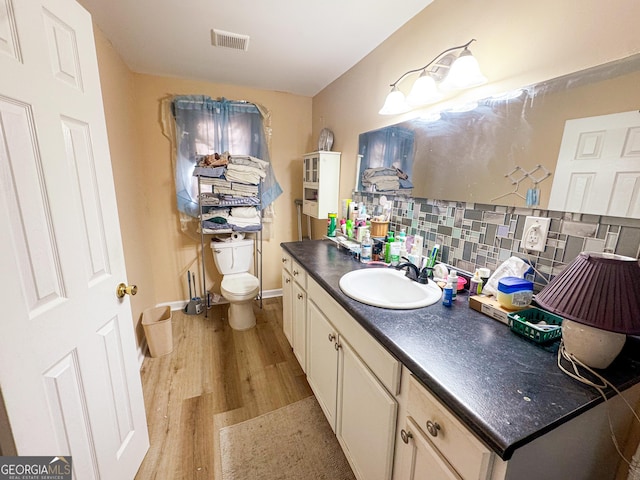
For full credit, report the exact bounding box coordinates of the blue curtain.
[171,95,282,217]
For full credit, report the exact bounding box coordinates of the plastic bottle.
[398,228,406,245]
[327,213,337,237]
[448,270,458,300]
[469,270,483,298]
[390,240,401,266]
[442,281,453,307]
[360,231,372,263]
[384,231,395,263]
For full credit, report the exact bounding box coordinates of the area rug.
[219,396,356,480]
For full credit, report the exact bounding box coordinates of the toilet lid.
[221,273,259,295]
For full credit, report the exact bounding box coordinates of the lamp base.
[561,319,626,369]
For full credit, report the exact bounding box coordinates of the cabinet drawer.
[303,199,318,217]
[308,278,401,395]
[407,376,493,480]
[291,260,307,289]
[281,250,292,273]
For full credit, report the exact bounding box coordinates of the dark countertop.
[281,239,640,460]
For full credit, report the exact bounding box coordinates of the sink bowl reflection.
[339,268,442,309]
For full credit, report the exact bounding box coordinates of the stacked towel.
[232,183,259,195]
[227,206,260,229]
[229,155,269,170]
[225,164,266,185]
[201,208,229,221]
[361,167,412,191]
[199,192,221,206]
[230,206,259,218]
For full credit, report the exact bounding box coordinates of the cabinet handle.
[334,342,341,351]
[426,420,441,437]
[400,429,413,444]
[282,257,287,263]
[285,278,290,284]
[297,293,303,300]
[328,333,336,342]
[293,270,299,276]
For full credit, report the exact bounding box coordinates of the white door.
[0,0,149,478]
[548,110,640,218]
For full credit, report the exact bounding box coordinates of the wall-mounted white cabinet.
[303,151,341,219]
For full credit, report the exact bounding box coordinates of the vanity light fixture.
[379,39,487,115]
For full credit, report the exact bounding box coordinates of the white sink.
[339,268,442,309]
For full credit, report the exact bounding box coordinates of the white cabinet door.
[398,418,462,480]
[282,269,293,345]
[292,281,307,372]
[337,339,397,480]
[306,300,339,430]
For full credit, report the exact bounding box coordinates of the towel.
[226,164,266,185]
[230,206,259,219]
[227,215,261,228]
[232,183,259,195]
[229,155,269,170]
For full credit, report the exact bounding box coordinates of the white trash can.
[142,306,173,357]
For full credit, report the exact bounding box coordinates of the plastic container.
[384,231,395,263]
[142,306,173,357]
[497,277,533,310]
[442,282,453,306]
[507,307,563,343]
[360,232,372,263]
[469,270,483,298]
[390,240,401,266]
[327,213,337,237]
[448,270,458,300]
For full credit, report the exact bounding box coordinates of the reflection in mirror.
[357,54,640,218]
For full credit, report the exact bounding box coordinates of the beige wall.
[94,28,157,346]
[93,29,312,347]
[312,0,640,218]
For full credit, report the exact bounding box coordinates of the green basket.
[507,307,563,344]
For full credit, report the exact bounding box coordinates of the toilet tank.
[211,238,254,274]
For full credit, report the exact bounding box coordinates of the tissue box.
[469,295,512,325]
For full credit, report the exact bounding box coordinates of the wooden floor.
[134,297,312,480]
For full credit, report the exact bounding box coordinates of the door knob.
[116,283,138,298]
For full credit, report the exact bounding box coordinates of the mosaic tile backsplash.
[352,192,640,293]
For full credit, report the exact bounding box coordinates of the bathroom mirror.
[358,53,640,217]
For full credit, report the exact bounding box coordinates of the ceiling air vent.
[211,29,250,51]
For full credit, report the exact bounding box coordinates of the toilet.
[210,237,260,330]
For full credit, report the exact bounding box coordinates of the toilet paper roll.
[231,232,245,241]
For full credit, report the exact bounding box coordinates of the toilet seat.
[221,273,259,297]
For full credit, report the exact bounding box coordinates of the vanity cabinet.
[281,251,293,344]
[396,376,493,480]
[280,249,307,371]
[302,151,341,219]
[307,277,400,480]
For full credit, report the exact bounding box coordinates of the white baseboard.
[262,288,282,298]
[158,289,283,312]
